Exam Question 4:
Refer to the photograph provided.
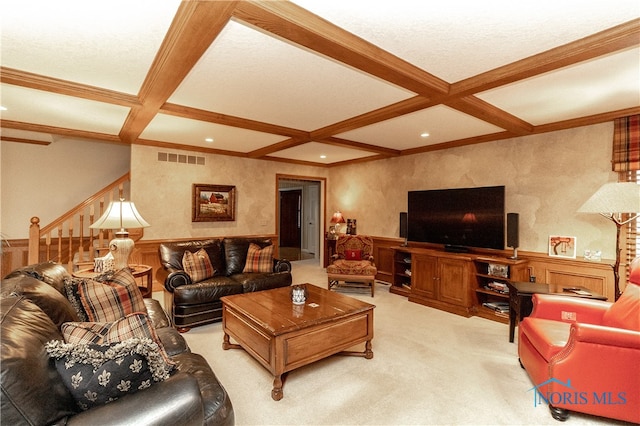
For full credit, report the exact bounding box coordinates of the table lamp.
[578,182,640,300]
[330,211,346,235]
[90,198,150,270]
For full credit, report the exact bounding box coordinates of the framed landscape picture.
[548,235,577,259]
[192,184,236,222]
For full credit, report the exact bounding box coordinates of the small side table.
[73,264,153,298]
[506,281,607,342]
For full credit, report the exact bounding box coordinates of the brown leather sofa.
[1,262,234,426]
[159,237,292,332]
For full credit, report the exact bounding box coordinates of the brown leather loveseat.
[1,262,234,426]
[159,237,292,332]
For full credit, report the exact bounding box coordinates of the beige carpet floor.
[157,259,624,426]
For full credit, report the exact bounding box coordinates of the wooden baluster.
[78,211,85,265]
[68,220,74,271]
[45,231,52,262]
[28,217,41,264]
[89,205,95,261]
[57,227,63,263]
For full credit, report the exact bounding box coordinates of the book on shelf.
[482,301,509,313]
[485,282,509,294]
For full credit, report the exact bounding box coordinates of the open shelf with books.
[474,256,529,323]
[390,248,412,296]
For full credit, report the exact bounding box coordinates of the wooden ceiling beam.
[233,1,449,98]
[119,1,238,143]
[0,67,139,108]
[0,136,51,146]
[320,136,401,156]
[311,96,439,140]
[160,103,308,138]
[0,120,123,144]
[445,96,534,134]
[450,18,640,97]
[248,136,311,158]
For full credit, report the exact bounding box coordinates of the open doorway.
[277,174,325,264]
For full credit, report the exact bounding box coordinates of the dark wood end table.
[507,281,607,343]
[73,264,153,298]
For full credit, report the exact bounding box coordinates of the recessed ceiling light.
[205,137,214,143]
[320,155,327,159]
[420,132,430,138]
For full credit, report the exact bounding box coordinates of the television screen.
[408,186,505,251]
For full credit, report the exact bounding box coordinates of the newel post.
[28,216,40,265]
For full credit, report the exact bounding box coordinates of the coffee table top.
[221,284,375,336]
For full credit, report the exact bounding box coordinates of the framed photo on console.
[192,184,236,222]
[548,235,577,259]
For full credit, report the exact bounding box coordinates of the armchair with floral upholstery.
[518,257,640,423]
[326,235,377,296]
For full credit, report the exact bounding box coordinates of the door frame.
[276,174,326,265]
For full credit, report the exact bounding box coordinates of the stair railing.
[28,172,131,271]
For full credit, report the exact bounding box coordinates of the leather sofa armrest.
[570,322,640,349]
[274,259,292,273]
[530,294,611,324]
[164,268,192,292]
[66,373,204,426]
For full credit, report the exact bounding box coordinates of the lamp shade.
[578,182,640,214]
[330,211,346,224]
[90,200,150,231]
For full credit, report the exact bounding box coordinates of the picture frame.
[548,235,577,259]
[192,184,236,222]
[487,263,509,278]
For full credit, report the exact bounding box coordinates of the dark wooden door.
[280,190,302,248]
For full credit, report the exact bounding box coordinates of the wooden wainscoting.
[525,253,616,301]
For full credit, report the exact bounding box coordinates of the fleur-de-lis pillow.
[45,338,170,410]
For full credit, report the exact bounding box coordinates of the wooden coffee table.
[221,284,375,401]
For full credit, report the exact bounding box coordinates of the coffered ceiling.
[1,1,639,166]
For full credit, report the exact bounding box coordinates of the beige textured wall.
[328,122,618,259]
[1,138,130,239]
[130,145,328,240]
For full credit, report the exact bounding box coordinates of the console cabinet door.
[411,254,437,299]
[437,257,470,307]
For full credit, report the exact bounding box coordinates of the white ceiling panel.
[271,142,376,164]
[1,85,130,134]
[0,0,181,94]
[168,19,414,130]
[294,0,640,82]
[141,113,286,152]
[337,105,504,150]
[477,48,640,125]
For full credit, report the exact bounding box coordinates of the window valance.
[613,114,640,172]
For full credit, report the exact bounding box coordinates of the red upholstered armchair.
[326,235,377,296]
[518,259,640,423]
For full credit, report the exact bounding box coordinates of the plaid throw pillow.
[61,313,175,367]
[182,248,215,282]
[78,269,147,322]
[243,243,274,273]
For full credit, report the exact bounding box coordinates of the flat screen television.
[407,185,505,251]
